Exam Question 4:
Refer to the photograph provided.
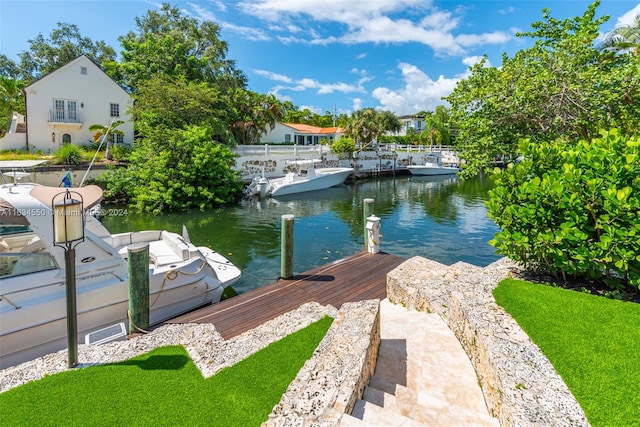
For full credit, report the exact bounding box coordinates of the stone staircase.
[340,298,500,426]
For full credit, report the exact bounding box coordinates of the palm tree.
[601,12,640,53]
[227,89,284,145]
[344,108,401,149]
[88,120,124,160]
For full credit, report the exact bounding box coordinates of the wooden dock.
[166,251,406,340]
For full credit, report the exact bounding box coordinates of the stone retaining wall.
[386,256,590,427]
[263,299,380,427]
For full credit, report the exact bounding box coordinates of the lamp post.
[52,190,84,368]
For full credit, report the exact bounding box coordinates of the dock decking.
[166,251,406,340]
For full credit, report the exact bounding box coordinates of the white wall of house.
[259,123,297,144]
[22,55,133,153]
[390,115,425,136]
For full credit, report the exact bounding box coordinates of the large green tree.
[110,3,246,92]
[17,23,116,80]
[132,73,231,140]
[446,0,640,177]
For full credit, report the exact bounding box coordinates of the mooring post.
[363,198,375,250]
[281,214,295,279]
[366,215,381,254]
[128,242,149,334]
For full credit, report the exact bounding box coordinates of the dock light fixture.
[52,190,85,368]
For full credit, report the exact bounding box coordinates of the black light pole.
[52,190,84,368]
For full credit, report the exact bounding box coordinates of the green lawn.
[0,316,333,427]
[494,279,640,427]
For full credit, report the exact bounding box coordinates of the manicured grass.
[0,316,333,427]
[494,279,640,427]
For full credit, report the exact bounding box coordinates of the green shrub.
[487,129,640,290]
[330,136,356,158]
[100,125,243,213]
[54,143,85,165]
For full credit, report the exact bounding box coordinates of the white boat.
[407,153,460,176]
[245,159,354,198]
[0,182,241,369]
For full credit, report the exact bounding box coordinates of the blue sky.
[1,1,639,116]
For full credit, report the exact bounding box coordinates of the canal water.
[101,174,501,295]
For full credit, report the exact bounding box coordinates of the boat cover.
[30,185,103,211]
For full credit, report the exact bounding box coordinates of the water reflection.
[102,174,500,294]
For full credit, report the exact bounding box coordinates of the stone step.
[377,299,489,414]
[344,398,428,426]
[363,385,500,427]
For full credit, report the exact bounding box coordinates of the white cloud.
[352,98,364,111]
[616,4,640,27]
[498,6,515,16]
[462,56,491,68]
[370,63,460,115]
[253,70,294,83]
[255,70,367,103]
[236,0,512,55]
[189,2,271,41]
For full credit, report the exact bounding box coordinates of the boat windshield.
[0,224,57,278]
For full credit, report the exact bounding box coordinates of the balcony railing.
[49,110,82,124]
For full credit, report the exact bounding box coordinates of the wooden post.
[281,214,294,279]
[363,198,375,250]
[128,242,149,333]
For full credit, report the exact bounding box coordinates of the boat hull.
[407,165,459,176]
[0,183,242,369]
[269,167,353,197]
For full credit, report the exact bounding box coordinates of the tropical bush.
[98,125,243,213]
[54,143,85,165]
[330,136,356,158]
[487,129,640,290]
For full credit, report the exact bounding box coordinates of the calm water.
[101,174,501,294]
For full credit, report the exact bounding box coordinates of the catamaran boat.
[0,182,241,369]
[245,159,354,198]
[407,153,460,176]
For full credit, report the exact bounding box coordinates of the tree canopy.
[344,108,401,148]
[17,23,116,81]
[108,3,246,93]
[446,0,640,177]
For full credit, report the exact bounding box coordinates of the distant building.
[259,122,344,145]
[390,114,426,136]
[0,55,133,152]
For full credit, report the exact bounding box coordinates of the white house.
[259,122,344,145]
[389,114,426,136]
[0,55,133,152]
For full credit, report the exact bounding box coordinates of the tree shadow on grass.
[114,354,190,371]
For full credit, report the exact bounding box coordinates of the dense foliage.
[99,126,242,213]
[330,136,356,158]
[14,23,117,80]
[488,130,640,290]
[446,0,640,178]
[106,3,246,92]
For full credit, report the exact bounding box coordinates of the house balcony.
[49,110,83,127]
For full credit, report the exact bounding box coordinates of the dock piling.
[128,242,150,333]
[363,198,375,250]
[281,214,295,279]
